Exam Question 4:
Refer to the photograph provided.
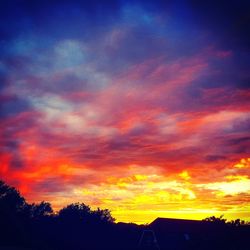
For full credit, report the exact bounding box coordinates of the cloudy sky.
[1,0,250,223]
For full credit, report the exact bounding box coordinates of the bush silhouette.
[1,179,249,250]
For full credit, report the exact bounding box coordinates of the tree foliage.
[58,202,115,224]
[0,180,115,225]
[203,215,227,224]
[1,180,249,250]
[58,202,91,221]
[203,215,250,226]
[92,207,115,223]
[0,180,26,216]
[29,201,53,218]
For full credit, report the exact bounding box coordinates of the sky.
[0,0,250,224]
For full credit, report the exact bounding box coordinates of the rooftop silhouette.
[1,180,250,250]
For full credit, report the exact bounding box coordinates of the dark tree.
[1,180,249,250]
[29,201,53,218]
[203,215,227,224]
[58,202,91,222]
[0,180,27,216]
[92,207,116,224]
[0,180,30,246]
[228,218,246,226]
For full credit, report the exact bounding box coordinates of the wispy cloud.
[1,0,250,223]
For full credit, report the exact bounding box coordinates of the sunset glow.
[1,0,250,224]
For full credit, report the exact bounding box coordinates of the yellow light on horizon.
[179,170,191,181]
[38,160,250,224]
[197,178,250,196]
[233,158,250,169]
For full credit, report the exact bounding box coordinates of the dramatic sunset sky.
[1,0,250,224]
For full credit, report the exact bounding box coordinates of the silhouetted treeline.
[0,180,249,250]
[202,214,249,226]
[0,180,144,250]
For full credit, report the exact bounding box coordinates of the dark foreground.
[1,217,250,250]
[1,180,250,250]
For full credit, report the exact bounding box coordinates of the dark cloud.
[0,0,121,41]
[35,74,90,95]
[0,137,24,169]
[219,136,250,155]
[32,177,69,193]
[106,136,139,151]
[189,0,250,50]
[0,95,31,118]
[231,118,250,133]
[9,155,24,169]
[227,137,250,145]
[205,155,227,162]
[223,136,250,155]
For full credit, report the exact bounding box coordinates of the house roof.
[149,217,204,233]
[150,217,201,225]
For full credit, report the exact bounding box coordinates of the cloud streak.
[1,0,250,223]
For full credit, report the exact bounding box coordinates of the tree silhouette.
[203,215,227,224]
[0,180,26,216]
[228,218,246,227]
[92,207,115,224]
[1,179,249,250]
[29,201,53,218]
[0,180,31,246]
[58,202,115,225]
[58,202,91,222]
